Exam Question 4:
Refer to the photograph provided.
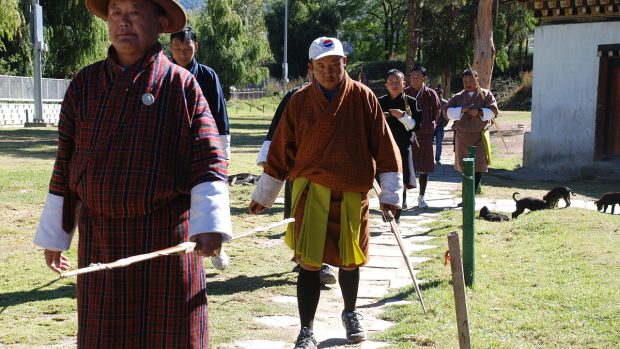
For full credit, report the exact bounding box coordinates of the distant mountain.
[180,0,204,11]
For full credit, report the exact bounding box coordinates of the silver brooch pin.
[141,93,155,106]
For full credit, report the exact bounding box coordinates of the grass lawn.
[1,101,618,348]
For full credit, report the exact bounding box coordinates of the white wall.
[0,102,61,126]
[524,21,620,173]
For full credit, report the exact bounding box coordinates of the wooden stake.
[448,231,472,349]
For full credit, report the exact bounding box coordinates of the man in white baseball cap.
[249,36,403,349]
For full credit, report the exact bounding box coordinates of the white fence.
[0,75,267,126]
[0,75,68,126]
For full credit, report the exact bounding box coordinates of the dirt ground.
[443,119,529,159]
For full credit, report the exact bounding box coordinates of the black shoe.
[294,327,317,349]
[319,264,337,285]
[341,310,366,343]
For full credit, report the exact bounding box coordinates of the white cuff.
[189,181,233,242]
[447,107,463,120]
[378,172,403,208]
[256,141,271,167]
[398,112,416,131]
[480,108,495,122]
[33,193,75,251]
[219,134,231,160]
[251,172,284,208]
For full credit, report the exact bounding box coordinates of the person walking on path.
[249,36,402,349]
[434,86,449,165]
[378,69,422,220]
[404,65,441,208]
[256,68,337,285]
[170,26,231,270]
[446,69,499,192]
[33,1,232,347]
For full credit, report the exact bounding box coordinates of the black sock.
[339,267,360,312]
[419,173,429,197]
[297,268,321,329]
[475,172,481,193]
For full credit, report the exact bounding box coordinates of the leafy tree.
[340,0,408,61]
[0,0,29,75]
[421,1,476,95]
[40,0,108,78]
[0,0,21,50]
[264,0,342,79]
[493,0,535,72]
[194,0,272,98]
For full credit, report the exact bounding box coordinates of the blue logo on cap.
[321,39,334,48]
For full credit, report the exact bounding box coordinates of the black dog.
[512,192,548,218]
[479,206,510,222]
[594,192,620,214]
[543,186,576,208]
[228,173,261,186]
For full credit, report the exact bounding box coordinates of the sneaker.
[211,249,229,271]
[418,195,428,208]
[294,327,317,349]
[341,310,366,343]
[436,160,441,165]
[319,264,337,285]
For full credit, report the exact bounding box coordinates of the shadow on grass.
[0,278,75,314]
[484,172,609,198]
[418,224,457,236]
[205,271,294,296]
[0,128,58,160]
[229,206,285,216]
[230,133,269,148]
[358,279,444,311]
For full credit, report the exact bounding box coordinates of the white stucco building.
[520,0,620,176]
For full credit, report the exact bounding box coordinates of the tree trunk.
[441,68,452,98]
[405,0,422,77]
[473,0,496,89]
[518,39,523,72]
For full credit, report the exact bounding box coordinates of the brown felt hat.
[85,0,187,33]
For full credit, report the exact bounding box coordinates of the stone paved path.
[220,141,612,349]
[220,151,462,349]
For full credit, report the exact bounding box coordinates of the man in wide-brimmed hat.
[33,1,231,347]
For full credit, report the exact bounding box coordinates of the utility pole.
[283,0,289,93]
[30,0,46,124]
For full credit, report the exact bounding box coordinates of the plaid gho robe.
[51,44,227,348]
[447,88,499,172]
[404,84,441,173]
[265,73,401,267]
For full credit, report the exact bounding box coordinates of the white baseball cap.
[308,37,345,61]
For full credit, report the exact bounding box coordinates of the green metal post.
[462,146,476,287]
[468,145,477,159]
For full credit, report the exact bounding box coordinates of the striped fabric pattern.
[405,85,441,173]
[49,44,226,348]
